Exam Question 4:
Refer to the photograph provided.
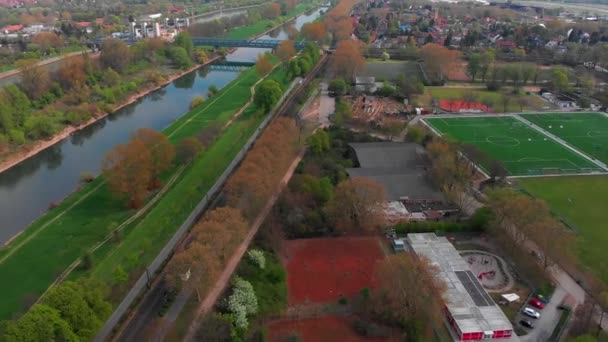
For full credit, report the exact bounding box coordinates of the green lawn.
[520,112,608,165]
[416,87,549,112]
[0,62,288,320]
[227,3,316,39]
[423,116,601,176]
[518,176,608,285]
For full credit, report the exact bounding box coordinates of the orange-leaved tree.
[131,128,175,189]
[255,53,273,77]
[324,177,387,234]
[371,254,446,337]
[102,139,153,208]
[301,22,327,41]
[54,55,86,91]
[332,40,365,79]
[192,207,249,263]
[419,43,462,81]
[165,242,219,301]
[276,40,296,64]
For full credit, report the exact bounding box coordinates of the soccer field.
[423,116,602,176]
[519,112,608,165]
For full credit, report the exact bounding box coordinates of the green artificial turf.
[520,112,608,165]
[423,116,601,176]
[518,176,608,285]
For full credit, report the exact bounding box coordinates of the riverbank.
[0,55,225,174]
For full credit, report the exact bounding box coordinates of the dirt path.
[184,150,305,341]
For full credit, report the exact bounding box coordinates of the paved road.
[318,82,334,127]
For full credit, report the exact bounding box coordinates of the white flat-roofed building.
[407,233,517,341]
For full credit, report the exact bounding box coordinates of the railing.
[191,37,307,50]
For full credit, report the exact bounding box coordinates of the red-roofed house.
[496,40,516,49]
[75,21,92,28]
[2,24,23,33]
[168,7,185,13]
[439,99,493,113]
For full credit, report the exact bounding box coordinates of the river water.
[0,7,325,244]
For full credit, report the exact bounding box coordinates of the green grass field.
[0,61,288,319]
[520,112,608,165]
[423,116,601,176]
[415,87,549,113]
[519,176,608,285]
[227,3,316,39]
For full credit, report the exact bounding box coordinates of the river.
[0,7,325,244]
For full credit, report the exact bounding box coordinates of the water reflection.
[173,72,196,89]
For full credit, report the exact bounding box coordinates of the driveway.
[318,82,334,127]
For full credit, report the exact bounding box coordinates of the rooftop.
[407,233,513,335]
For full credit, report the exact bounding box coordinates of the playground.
[520,112,608,165]
[460,250,515,293]
[423,115,603,176]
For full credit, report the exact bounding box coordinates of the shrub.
[80,172,95,183]
[208,84,219,97]
[226,277,258,329]
[8,129,25,145]
[393,221,471,235]
[338,295,348,305]
[247,249,266,269]
[190,96,205,109]
[81,251,93,270]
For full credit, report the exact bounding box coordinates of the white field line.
[513,115,608,171]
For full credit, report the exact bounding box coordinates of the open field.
[518,176,608,285]
[520,112,608,165]
[267,315,397,342]
[415,87,549,112]
[0,62,288,319]
[423,116,602,176]
[361,60,424,82]
[283,237,385,304]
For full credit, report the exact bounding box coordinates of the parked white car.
[523,307,540,319]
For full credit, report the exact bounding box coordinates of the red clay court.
[283,237,385,304]
[267,315,395,342]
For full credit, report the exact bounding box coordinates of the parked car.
[529,297,545,309]
[536,293,550,304]
[523,307,541,319]
[520,320,535,329]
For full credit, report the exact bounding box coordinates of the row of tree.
[0,280,112,341]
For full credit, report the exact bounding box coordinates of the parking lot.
[517,287,568,342]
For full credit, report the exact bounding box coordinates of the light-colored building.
[407,233,516,341]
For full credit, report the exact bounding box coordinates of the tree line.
[0,32,206,153]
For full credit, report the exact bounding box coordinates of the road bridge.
[191,37,306,50]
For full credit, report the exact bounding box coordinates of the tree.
[528,217,575,269]
[325,178,387,234]
[254,79,282,113]
[16,59,50,100]
[192,207,250,263]
[165,242,219,301]
[102,139,152,208]
[276,40,296,64]
[301,22,326,41]
[419,44,461,82]
[332,40,365,79]
[196,314,233,341]
[382,118,405,141]
[177,137,203,163]
[551,67,569,93]
[371,254,446,336]
[131,128,175,189]
[255,53,273,77]
[328,78,348,96]
[32,32,64,54]
[480,49,496,82]
[467,53,481,81]
[226,277,258,329]
[54,56,86,91]
[173,31,194,57]
[307,129,331,155]
[2,304,78,342]
[168,46,193,69]
[43,280,111,340]
[501,95,511,113]
[100,38,131,73]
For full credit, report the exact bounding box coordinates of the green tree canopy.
[254,79,282,113]
[2,304,78,342]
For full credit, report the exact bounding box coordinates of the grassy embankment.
[518,176,608,285]
[0,12,299,319]
[228,3,317,39]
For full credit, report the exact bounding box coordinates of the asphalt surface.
[517,287,567,342]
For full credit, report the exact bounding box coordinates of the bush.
[190,96,205,109]
[338,295,348,305]
[168,46,193,69]
[80,172,95,183]
[208,84,219,97]
[24,115,57,139]
[393,221,471,235]
[469,207,493,231]
[8,129,25,145]
[247,249,266,269]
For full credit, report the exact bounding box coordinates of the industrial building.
[406,233,516,341]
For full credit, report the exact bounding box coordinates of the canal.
[0,7,325,244]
